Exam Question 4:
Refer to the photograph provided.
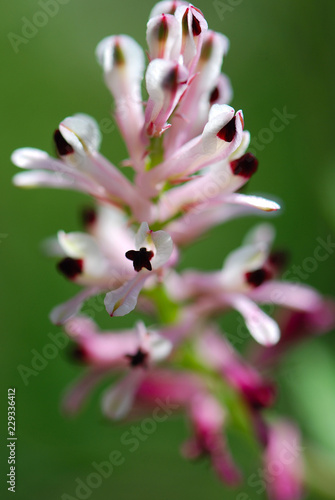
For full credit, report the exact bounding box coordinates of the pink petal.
[265,421,304,500]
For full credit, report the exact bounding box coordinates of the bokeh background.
[1,0,335,498]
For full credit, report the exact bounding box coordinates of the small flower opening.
[125,247,154,272]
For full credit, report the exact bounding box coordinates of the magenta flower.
[11,1,335,497]
[264,420,304,500]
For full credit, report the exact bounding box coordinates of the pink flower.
[264,421,304,500]
[136,370,241,485]
[63,317,173,419]
[166,224,327,346]
[196,327,276,410]
[182,392,242,486]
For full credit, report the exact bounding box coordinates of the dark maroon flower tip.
[245,383,277,410]
[125,247,154,272]
[230,153,258,178]
[81,206,97,227]
[191,14,202,36]
[69,344,88,363]
[209,86,220,105]
[245,268,270,287]
[54,129,74,157]
[57,257,83,279]
[125,348,148,367]
[217,116,236,142]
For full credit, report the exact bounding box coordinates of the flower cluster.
[12,2,334,498]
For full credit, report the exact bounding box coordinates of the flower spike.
[12,3,335,495]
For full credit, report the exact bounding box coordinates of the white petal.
[165,198,276,246]
[96,35,145,94]
[96,35,146,171]
[135,222,150,249]
[224,193,281,213]
[13,170,77,189]
[59,114,102,153]
[149,331,173,362]
[11,147,50,168]
[174,5,208,70]
[102,371,143,420]
[147,13,181,60]
[58,231,108,278]
[104,273,149,317]
[50,287,100,325]
[145,59,188,137]
[58,231,100,259]
[228,294,280,346]
[202,104,235,153]
[228,131,250,161]
[223,243,269,273]
[151,229,173,268]
[149,1,187,18]
[243,223,276,247]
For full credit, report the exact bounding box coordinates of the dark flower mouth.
[209,85,220,104]
[125,348,148,367]
[125,247,154,272]
[245,268,270,287]
[81,206,97,227]
[217,116,236,142]
[54,129,74,156]
[230,153,258,178]
[57,257,83,279]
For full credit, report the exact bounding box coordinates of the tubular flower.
[11,1,335,496]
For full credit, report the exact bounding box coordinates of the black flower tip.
[245,268,270,288]
[217,116,236,142]
[57,257,83,279]
[81,206,97,227]
[230,153,258,178]
[126,348,148,367]
[191,13,202,36]
[125,247,154,272]
[54,129,74,156]
[69,344,87,363]
[245,383,277,410]
[209,85,220,105]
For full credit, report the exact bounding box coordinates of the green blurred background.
[1,0,335,498]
